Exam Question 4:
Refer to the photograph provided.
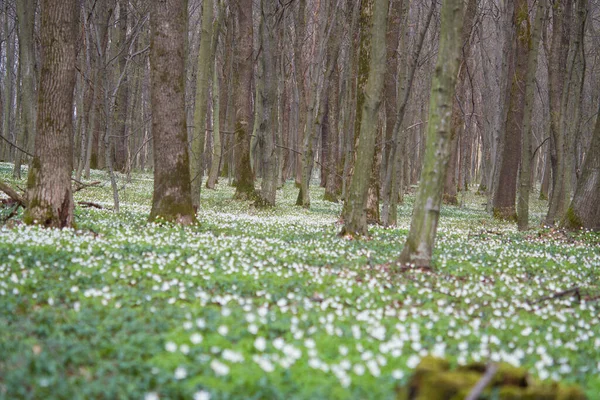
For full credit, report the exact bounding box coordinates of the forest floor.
[1,162,599,399]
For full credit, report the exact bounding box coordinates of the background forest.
[0,0,599,398]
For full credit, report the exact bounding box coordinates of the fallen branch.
[77,201,104,209]
[0,203,21,225]
[0,179,28,207]
[73,180,102,193]
[530,286,581,306]
[465,363,498,400]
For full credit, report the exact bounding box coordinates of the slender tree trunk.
[492,0,531,221]
[517,0,544,230]
[207,59,222,189]
[381,2,434,226]
[398,0,464,267]
[148,0,195,225]
[13,0,36,179]
[443,0,477,205]
[256,0,278,207]
[544,0,572,225]
[190,0,215,207]
[114,0,129,173]
[24,0,79,228]
[294,0,307,186]
[233,0,255,199]
[2,4,15,163]
[340,0,388,236]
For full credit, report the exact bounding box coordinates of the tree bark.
[13,0,36,179]
[256,0,278,207]
[233,0,255,200]
[23,0,79,228]
[398,0,465,267]
[561,102,600,230]
[148,0,195,225]
[340,0,388,236]
[190,0,215,207]
[517,0,544,230]
[443,0,477,205]
[492,0,530,221]
[113,0,129,173]
[544,0,572,225]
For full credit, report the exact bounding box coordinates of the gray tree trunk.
[398,0,465,267]
[340,0,388,236]
[13,0,36,179]
[517,0,545,230]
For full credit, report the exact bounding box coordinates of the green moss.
[416,371,480,400]
[415,356,450,373]
[494,363,528,387]
[562,206,583,230]
[556,383,586,400]
[493,207,518,222]
[498,386,525,400]
[323,190,338,203]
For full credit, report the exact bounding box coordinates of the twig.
[0,135,34,157]
[465,363,498,400]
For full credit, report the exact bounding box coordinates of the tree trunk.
[13,0,36,179]
[2,3,15,163]
[190,0,215,207]
[340,0,388,236]
[398,0,464,267]
[113,0,129,173]
[381,2,433,226]
[24,0,79,228]
[492,0,530,221]
[517,0,544,230]
[256,0,278,207]
[561,102,600,230]
[544,0,572,225]
[233,0,255,200]
[443,0,477,205]
[148,0,195,225]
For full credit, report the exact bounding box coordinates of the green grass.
[1,162,599,399]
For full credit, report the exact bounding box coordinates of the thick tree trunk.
[148,0,195,225]
[233,0,255,200]
[398,0,464,267]
[24,0,79,228]
[562,102,600,230]
[340,0,388,236]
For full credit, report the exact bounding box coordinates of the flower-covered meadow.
[1,163,599,399]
